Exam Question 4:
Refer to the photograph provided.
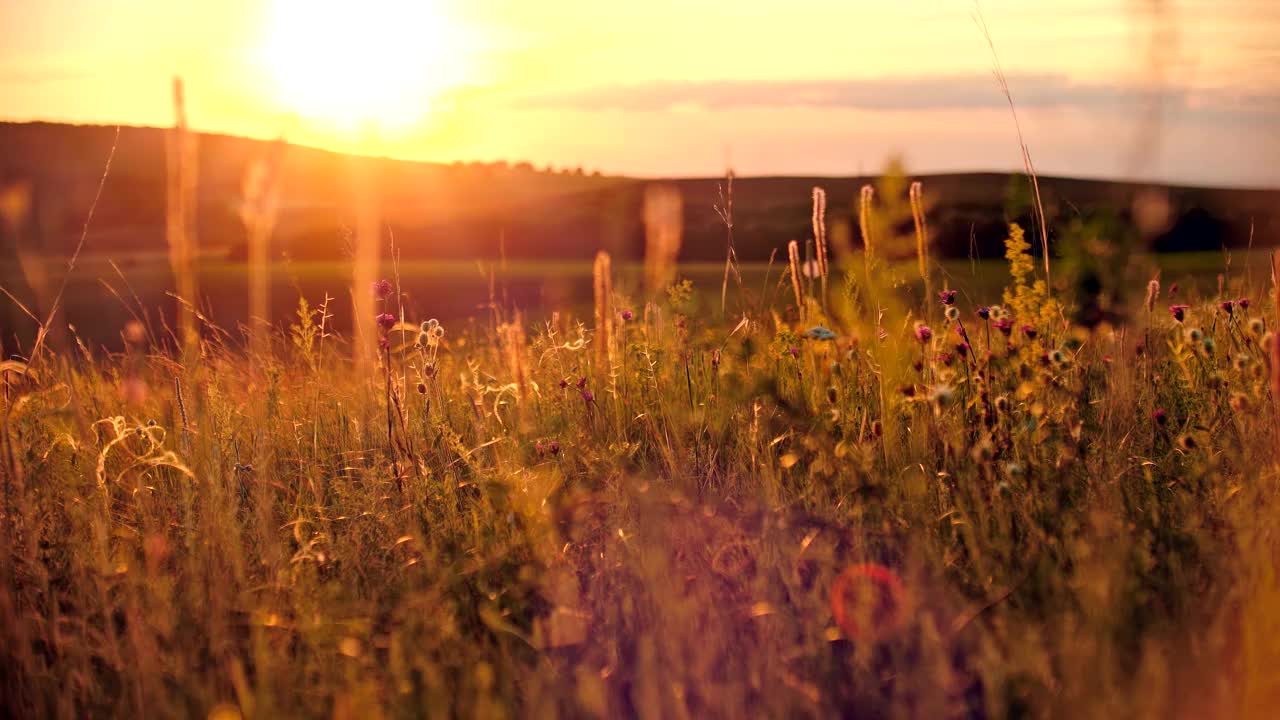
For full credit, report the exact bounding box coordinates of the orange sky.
[1,0,1277,186]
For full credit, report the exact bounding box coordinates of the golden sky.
[1,0,1277,185]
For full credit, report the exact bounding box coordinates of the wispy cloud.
[512,73,1280,121]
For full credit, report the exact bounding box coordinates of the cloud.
[511,73,1280,121]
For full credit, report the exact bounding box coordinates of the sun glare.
[262,0,465,130]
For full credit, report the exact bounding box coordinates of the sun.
[261,0,466,130]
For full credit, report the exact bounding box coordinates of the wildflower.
[1169,304,1190,322]
[376,313,396,331]
[788,347,800,358]
[1202,337,1216,354]
[620,309,634,322]
[1249,318,1265,335]
[378,337,390,351]
[421,319,439,333]
[971,438,994,463]
[1238,297,1251,311]
[939,289,957,306]
[937,352,955,367]
[559,378,568,390]
[417,330,430,347]
[371,279,393,300]
[994,318,1014,336]
[581,389,594,403]
[1178,434,1197,450]
[870,420,884,438]
[1220,300,1235,316]
[945,306,960,321]
[955,342,970,358]
[1050,349,1066,365]
[417,382,427,394]
[1187,328,1203,343]
[805,326,838,341]
[932,384,955,406]
[1021,325,1037,340]
[914,324,933,343]
[535,441,545,455]
[976,306,991,320]
[994,395,1010,413]
[829,563,907,642]
[576,377,588,389]
[1152,408,1167,426]
[548,440,561,455]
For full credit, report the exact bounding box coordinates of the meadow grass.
[3,223,1280,719]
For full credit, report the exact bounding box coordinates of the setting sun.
[261,0,466,129]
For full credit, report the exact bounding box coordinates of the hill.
[2,121,1278,267]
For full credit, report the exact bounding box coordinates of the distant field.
[14,249,1264,350]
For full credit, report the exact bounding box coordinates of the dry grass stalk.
[241,139,286,365]
[643,184,683,296]
[352,156,381,372]
[593,251,613,367]
[787,240,803,314]
[717,169,739,315]
[165,77,199,356]
[974,2,1051,287]
[859,185,875,270]
[812,187,829,303]
[909,181,932,311]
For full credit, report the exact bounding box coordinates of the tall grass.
[165,78,199,356]
[2,174,1279,719]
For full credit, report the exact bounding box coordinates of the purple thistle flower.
[1169,304,1190,322]
[1152,408,1167,426]
[994,318,1014,336]
[371,279,393,300]
[549,440,561,455]
[1220,300,1235,316]
[1238,297,1251,311]
[788,346,800,358]
[937,352,955,366]
[955,342,970,358]
[1021,324,1037,340]
[938,289,957,306]
[376,313,397,331]
[976,306,991,320]
[559,378,569,390]
[915,325,933,343]
[581,389,594,403]
[620,309,634,321]
[576,376,588,389]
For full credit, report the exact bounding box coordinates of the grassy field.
[15,249,1273,352]
[3,228,1280,718]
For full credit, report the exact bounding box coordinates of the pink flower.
[371,279,393,300]
[1169,304,1190,322]
[914,325,933,343]
[620,309,634,321]
[376,313,397,331]
[938,289,957,306]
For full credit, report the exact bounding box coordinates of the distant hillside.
[2,121,1278,267]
